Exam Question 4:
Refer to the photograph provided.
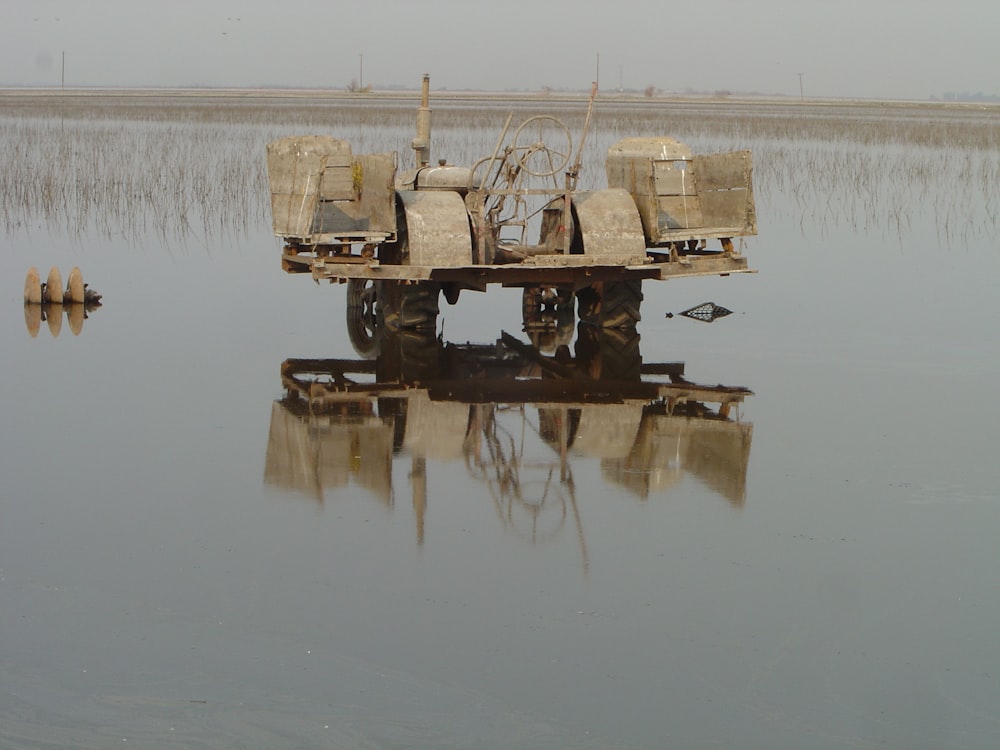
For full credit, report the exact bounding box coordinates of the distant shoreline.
[1,87,997,112]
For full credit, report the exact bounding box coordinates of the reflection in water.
[24,302,101,338]
[265,326,752,557]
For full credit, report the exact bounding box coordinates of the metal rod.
[561,81,599,251]
[482,113,514,191]
[569,81,599,191]
[475,113,515,263]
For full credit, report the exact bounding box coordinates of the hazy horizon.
[5,0,999,101]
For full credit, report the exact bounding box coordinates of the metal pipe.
[411,74,432,167]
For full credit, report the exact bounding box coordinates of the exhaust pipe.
[411,74,431,168]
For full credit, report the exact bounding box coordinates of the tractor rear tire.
[383,281,441,331]
[575,324,642,380]
[576,280,643,329]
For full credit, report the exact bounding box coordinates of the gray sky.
[4,0,998,99]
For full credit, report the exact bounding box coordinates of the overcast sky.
[4,0,997,99]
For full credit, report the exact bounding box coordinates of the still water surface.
[1,96,999,748]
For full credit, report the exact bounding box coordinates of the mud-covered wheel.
[575,324,642,380]
[382,281,440,331]
[397,329,445,382]
[400,282,441,330]
[346,278,382,358]
[576,280,643,329]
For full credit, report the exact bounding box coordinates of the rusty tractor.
[266,75,756,332]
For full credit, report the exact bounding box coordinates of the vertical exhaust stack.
[411,74,432,168]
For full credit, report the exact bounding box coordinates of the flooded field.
[2,92,999,749]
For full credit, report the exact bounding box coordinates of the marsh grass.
[1,94,997,247]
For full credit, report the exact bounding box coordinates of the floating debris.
[679,302,733,322]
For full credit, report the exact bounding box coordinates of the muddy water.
[1,98,999,749]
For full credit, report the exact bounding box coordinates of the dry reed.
[1,93,997,247]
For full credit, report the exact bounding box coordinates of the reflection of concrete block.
[403,392,469,460]
[265,402,321,498]
[316,429,352,490]
[264,403,394,503]
[349,423,393,502]
[668,418,752,506]
[600,414,752,504]
[571,403,644,459]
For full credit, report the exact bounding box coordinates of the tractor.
[266,75,756,336]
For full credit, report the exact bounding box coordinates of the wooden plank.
[303,257,752,285]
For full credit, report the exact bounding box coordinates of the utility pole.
[359,53,364,91]
[61,51,65,89]
[595,52,600,91]
[798,72,804,101]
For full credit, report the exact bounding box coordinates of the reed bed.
[1,93,997,247]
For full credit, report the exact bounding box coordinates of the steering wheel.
[511,116,573,177]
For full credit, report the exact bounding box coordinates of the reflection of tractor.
[264,327,753,556]
[266,76,756,330]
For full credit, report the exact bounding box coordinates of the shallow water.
[1,96,999,749]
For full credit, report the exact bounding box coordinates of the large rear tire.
[575,324,642,380]
[382,281,441,331]
[576,280,643,329]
